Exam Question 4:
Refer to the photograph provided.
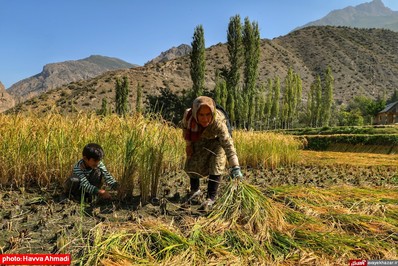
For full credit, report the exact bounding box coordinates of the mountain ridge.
[6,26,398,115]
[145,44,192,65]
[0,82,15,113]
[7,55,137,103]
[296,0,398,31]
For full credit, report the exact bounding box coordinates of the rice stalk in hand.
[207,179,286,242]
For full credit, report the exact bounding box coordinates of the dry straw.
[205,178,287,242]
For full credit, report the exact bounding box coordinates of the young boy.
[64,143,119,202]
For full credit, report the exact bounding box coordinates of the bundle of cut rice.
[206,179,286,241]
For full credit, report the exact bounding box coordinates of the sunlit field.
[0,113,397,265]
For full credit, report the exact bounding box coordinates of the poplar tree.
[307,82,315,127]
[315,76,323,127]
[235,93,245,128]
[281,69,302,129]
[292,73,302,127]
[271,77,280,129]
[281,102,289,129]
[228,94,236,122]
[115,76,129,117]
[226,15,243,125]
[221,80,228,109]
[214,71,228,109]
[214,78,222,105]
[311,75,323,127]
[243,17,260,128]
[136,82,143,114]
[283,68,294,129]
[322,66,334,126]
[254,92,262,129]
[265,79,273,129]
[190,25,206,99]
[115,78,122,115]
[256,84,267,130]
[295,73,303,108]
[98,98,109,116]
[242,94,250,129]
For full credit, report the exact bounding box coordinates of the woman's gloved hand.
[230,166,243,179]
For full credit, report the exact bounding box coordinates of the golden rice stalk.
[207,179,287,242]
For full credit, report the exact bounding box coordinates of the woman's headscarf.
[183,96,217,142]
[191,96,216,123]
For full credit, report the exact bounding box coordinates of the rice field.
[0,113,397,265]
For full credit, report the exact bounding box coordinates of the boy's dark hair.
[83,143,104,160]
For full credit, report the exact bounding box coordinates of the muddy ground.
[1,164,397,258]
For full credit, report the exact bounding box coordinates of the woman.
[181,96,242,210]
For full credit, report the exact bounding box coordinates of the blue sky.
[1,0,397,89]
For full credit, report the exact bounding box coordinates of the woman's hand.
[230,166,243,179]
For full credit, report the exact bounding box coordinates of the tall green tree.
[220,79,228,109]
[136,82,143,114]
[227,93,236,123]
[226,15,243,125]
[115,76,129,117]
[97,98,109,116]
[256,83,268,130]
[280,69,302,129]
[242,17,260,128]
[322,66,334,126]
[283,68,294,129]
[294,73,303,125]
[235,92,246,128]
[315,76,322,127]
[345,95,385,125]
[190,25,206,99]
[309,75,323,127]
[265,79,273,129]
[271,77,280,129]
[307,80,315,127]
[281,102,289,129]
[214,70,228,108]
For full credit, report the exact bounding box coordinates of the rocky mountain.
[6,26,398,115]
[145,44,192,65]
[6,55,137,104]
[297,0,398,32]
[0,82,15,113]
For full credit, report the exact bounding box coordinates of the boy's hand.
[98,189,112,200]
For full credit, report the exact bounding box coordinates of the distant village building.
[374,101,398,125]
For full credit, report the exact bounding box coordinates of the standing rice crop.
[0,113,185,191]
[233,130,302,168]
[0,113,300,200]
[118,125,142,200]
